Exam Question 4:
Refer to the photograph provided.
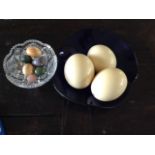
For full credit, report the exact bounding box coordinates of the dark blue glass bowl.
[0,120,5,135]
[53,29,138,108]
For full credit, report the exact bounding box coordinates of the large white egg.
[88,44,117,72]
[64,53,95,89]
[91,68,128,101]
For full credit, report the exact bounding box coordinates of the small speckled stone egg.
[35,67,46,76]
[91,68,128,102]
[21,55,32,63]
[26,46,42,58]
[32,56,47,66]
[22,64,34,76]
[27,74,37,83]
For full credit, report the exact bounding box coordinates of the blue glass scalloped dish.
[53,29,138,109]
[0,120,5,135]
[3,39,57,89]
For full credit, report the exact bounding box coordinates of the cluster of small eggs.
[64,44,128,102]
[21,46,47,84]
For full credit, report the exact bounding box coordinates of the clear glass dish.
[3,39,57,89]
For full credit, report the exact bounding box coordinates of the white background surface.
[0,0,154,19]
[0,136,155,155]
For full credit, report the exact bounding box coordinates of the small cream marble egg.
[64,53,95,89]
[87,44,117,72]
[91,68,128,102]
[22,64,34,76]
[26,47,42,58]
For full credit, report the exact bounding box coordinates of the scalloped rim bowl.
[3,39,58,89]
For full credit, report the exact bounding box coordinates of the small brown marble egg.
[22,64,34,76]
[26,46,42,58]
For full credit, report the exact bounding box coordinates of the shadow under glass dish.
[53,29,138,108]
[3,39,57,89]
